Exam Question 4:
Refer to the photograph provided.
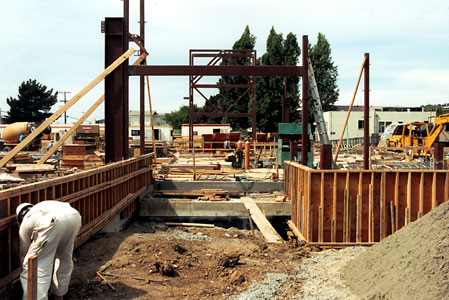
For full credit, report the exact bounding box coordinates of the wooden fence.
[0,153,153,291]
[285,161,448,246]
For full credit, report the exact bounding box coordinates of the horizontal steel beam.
[193,84,253,89]
[129,65,305,76]
[191,112,254,118]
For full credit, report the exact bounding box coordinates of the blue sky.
[0,0,448,124]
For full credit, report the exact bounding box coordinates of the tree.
[6,79,58,123]
[308,33,339,113]
[422,104,444,116]
[165,104,205,130]
[256,27,301,133]
[204,25,256,130]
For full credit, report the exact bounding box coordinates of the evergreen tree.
[6,79,58,123]
[308,33,339,113]
[256,28,301,133]
[203,25,256,130]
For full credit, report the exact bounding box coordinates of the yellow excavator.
[379,113,449,148]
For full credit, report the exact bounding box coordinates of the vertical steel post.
[363,53,370,170]
[105,17,127,163]
[139,0,145,155]
[301,36,309,166]
[123,1,130,159]
[320,144,332,169]
[434,142,444,170]
[251,50,257,140]
[282,57,289,123]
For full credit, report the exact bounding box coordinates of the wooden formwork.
[0,153,153,292]
[285,161,449,246]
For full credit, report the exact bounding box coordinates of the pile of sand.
[343,201,449,300]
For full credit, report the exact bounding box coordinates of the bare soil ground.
[67,223,316,300]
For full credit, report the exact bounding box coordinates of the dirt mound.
[343,200,449,300]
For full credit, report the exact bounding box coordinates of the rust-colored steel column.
[105,17,128,163]
[301,36,309,166]
[320,144,332,169]
[122,0,130,159]
[434,142,444,170]
[139,0,145,155]
[363,53,370,170]
[251,50,257,140]
[244,140,250,171]
[282,56,290,123]
[290,140,298,161]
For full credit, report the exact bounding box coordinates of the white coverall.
[19,201,81,300]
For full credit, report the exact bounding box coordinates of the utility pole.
[58,91,71,124]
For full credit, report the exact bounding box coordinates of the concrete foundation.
[154,180,284,192]
[140,198,290,218]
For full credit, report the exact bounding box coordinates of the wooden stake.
[356,194,361,243]
[390,201,395,234]
[0,48,136,169]
[334,56,368,163]
[27,255,38,300]
[247,209,255,237]
[96,271,116,291]
[144,63,157,161]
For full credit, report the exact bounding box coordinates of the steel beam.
[105,18,129,163]
[364,53,370,170]
[191,112,253,118]
[129,65,305,76]
[301,36,309,166]
[139,0,145,155]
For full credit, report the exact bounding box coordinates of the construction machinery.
[1,122,51,151]
[379,113,449,148]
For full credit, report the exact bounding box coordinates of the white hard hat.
[16,203,33,223]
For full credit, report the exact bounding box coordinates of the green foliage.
[256,28,301,133]
[308,33,339,113]
[422,103,446,116]
[203,25,256,130]
[6,79,58,123]
[165,104,206,129]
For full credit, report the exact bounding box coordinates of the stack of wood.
[153,188,231,201]
[0,152,34,164]
[61,144,104,169]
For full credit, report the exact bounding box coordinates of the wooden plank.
[369,184,373,243]
[418,172,424,218]
[27,255,38,300]
[7,164,55,173]
[356,194,361,243]
[287,220,306,241]
[241,197,283,243]
[432,172,437,209]
[406,172,412,224]
[165,222,215,228]
[332,173,337,242]
[319,173,324,243]
[0,48,136,168]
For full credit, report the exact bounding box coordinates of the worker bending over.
[16,201,82,300]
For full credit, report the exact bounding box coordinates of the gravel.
[293,247,364,300]
[161,230,215,242]
[229,273,292,300]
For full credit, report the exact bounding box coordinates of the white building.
[128,111,173,141]
[181,124,231,136]
[323,106,436,141]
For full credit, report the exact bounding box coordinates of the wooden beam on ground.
[165,222,214,228]
[0,48,136,169]
[144,60,157,161]
[241,197,283,243]
[287,220,306,241]
[38,52,147,164]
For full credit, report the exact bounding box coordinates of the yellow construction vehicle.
[1,122,51,151]
[379,114,449,148]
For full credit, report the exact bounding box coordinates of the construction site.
[1,2,449,300]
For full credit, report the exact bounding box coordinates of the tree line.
[166,26,339,132]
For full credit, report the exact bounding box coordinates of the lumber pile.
[61,144,104,169]
[153,188,234,201]
[5,163,55,173]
